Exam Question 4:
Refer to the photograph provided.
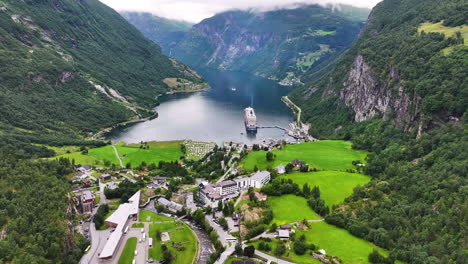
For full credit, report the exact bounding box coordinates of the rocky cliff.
[290,0,467,137]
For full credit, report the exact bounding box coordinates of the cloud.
[99,0,381,23]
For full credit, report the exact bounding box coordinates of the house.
[278,229,290,240]
[280,224,292,231]
[153,177,167,184]
[77,165,92,172]
[157,198,183,212]
[198,180,239,208]
[291,160,303,168]
[241,192,268,201]
[106,181,117,190]
[77,190,95,214]
[82,180,92,186]
[147,183,158,189]
[100,174,112,181]
[276,164,286,174]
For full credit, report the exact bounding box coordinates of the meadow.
[148,221,197,264]
[117,237,137,264]
[249,220,394,264]
[418,21,468,54]
[296,221,398,264]
[241,140,366,171]
[50,141,182,167]
[280,171,371,206]
[267,195,321,225]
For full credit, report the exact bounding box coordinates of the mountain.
[0,0,206,158]
[120,12,192,55]
[139,4,369,85]
[288,0,467,263]
[290,0,467,138]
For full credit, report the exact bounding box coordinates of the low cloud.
[100,0,381,23]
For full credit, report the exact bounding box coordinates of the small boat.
[231,87,237,91]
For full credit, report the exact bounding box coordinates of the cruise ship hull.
[244,107,257,133]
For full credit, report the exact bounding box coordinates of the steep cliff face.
[171,5,368,84]
[340,55,421,132]
[290,0,467,137]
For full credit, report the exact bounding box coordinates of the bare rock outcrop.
[339,55,421,131]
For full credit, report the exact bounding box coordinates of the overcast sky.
[100,0,382,23]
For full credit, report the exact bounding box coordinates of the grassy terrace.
[418,21,468,54]
[280,171,371,207]
[268,195,321,225]
[118,237,137,264]
[148,221,197,264]
[241,140,366,171]
[50,141,182,167]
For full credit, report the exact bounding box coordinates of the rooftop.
[250,171,270,181]
[100,191,140,259]
[80,190,94,201]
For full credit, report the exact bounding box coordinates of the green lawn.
[148,221,197,264]
[249,221,399,264]
[49,141,182,167]
[241,141,367,171]
[268,195,321,225]
[139,210,173,222]
[132,223,144,228]
[296,221,400,264]
[118,237,137,264]
[280,171,371,207]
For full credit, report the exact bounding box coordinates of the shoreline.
[88,87,209,141]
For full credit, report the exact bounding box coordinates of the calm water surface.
[109,68,294,144]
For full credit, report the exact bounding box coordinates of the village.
[73,139,335,264]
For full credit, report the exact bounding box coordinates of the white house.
[235,170,271,189]
[276,164,286,174]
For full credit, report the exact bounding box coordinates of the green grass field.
[418,21,468,54]
[281,171,371,207]
[148,221,197,264]
[268,195,321,225]
[117,237,137,264]
[241,141,366,171]
[296,221,399,264]
[50,141,182,167]
[249,221,398,264]
[139,210,173,222]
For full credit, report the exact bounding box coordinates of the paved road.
[80,223,112,264]
[254,250,296,264]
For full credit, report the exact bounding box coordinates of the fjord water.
[109,68,294,144]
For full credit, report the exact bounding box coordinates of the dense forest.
[288,0,467,263]
[0,149,88,263]
[0,0,205,158]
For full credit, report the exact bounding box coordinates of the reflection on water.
[109,68,294,144]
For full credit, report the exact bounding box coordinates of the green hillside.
[121,12,192,55]
[169,4,369,84]
[0,0,205,158]
[288,0,467,263]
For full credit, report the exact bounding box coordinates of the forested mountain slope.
[0,0,205,158]
[165,4,369,84]
[120,12,192,55]
[288,0,467,263]
[290,0,467,138]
